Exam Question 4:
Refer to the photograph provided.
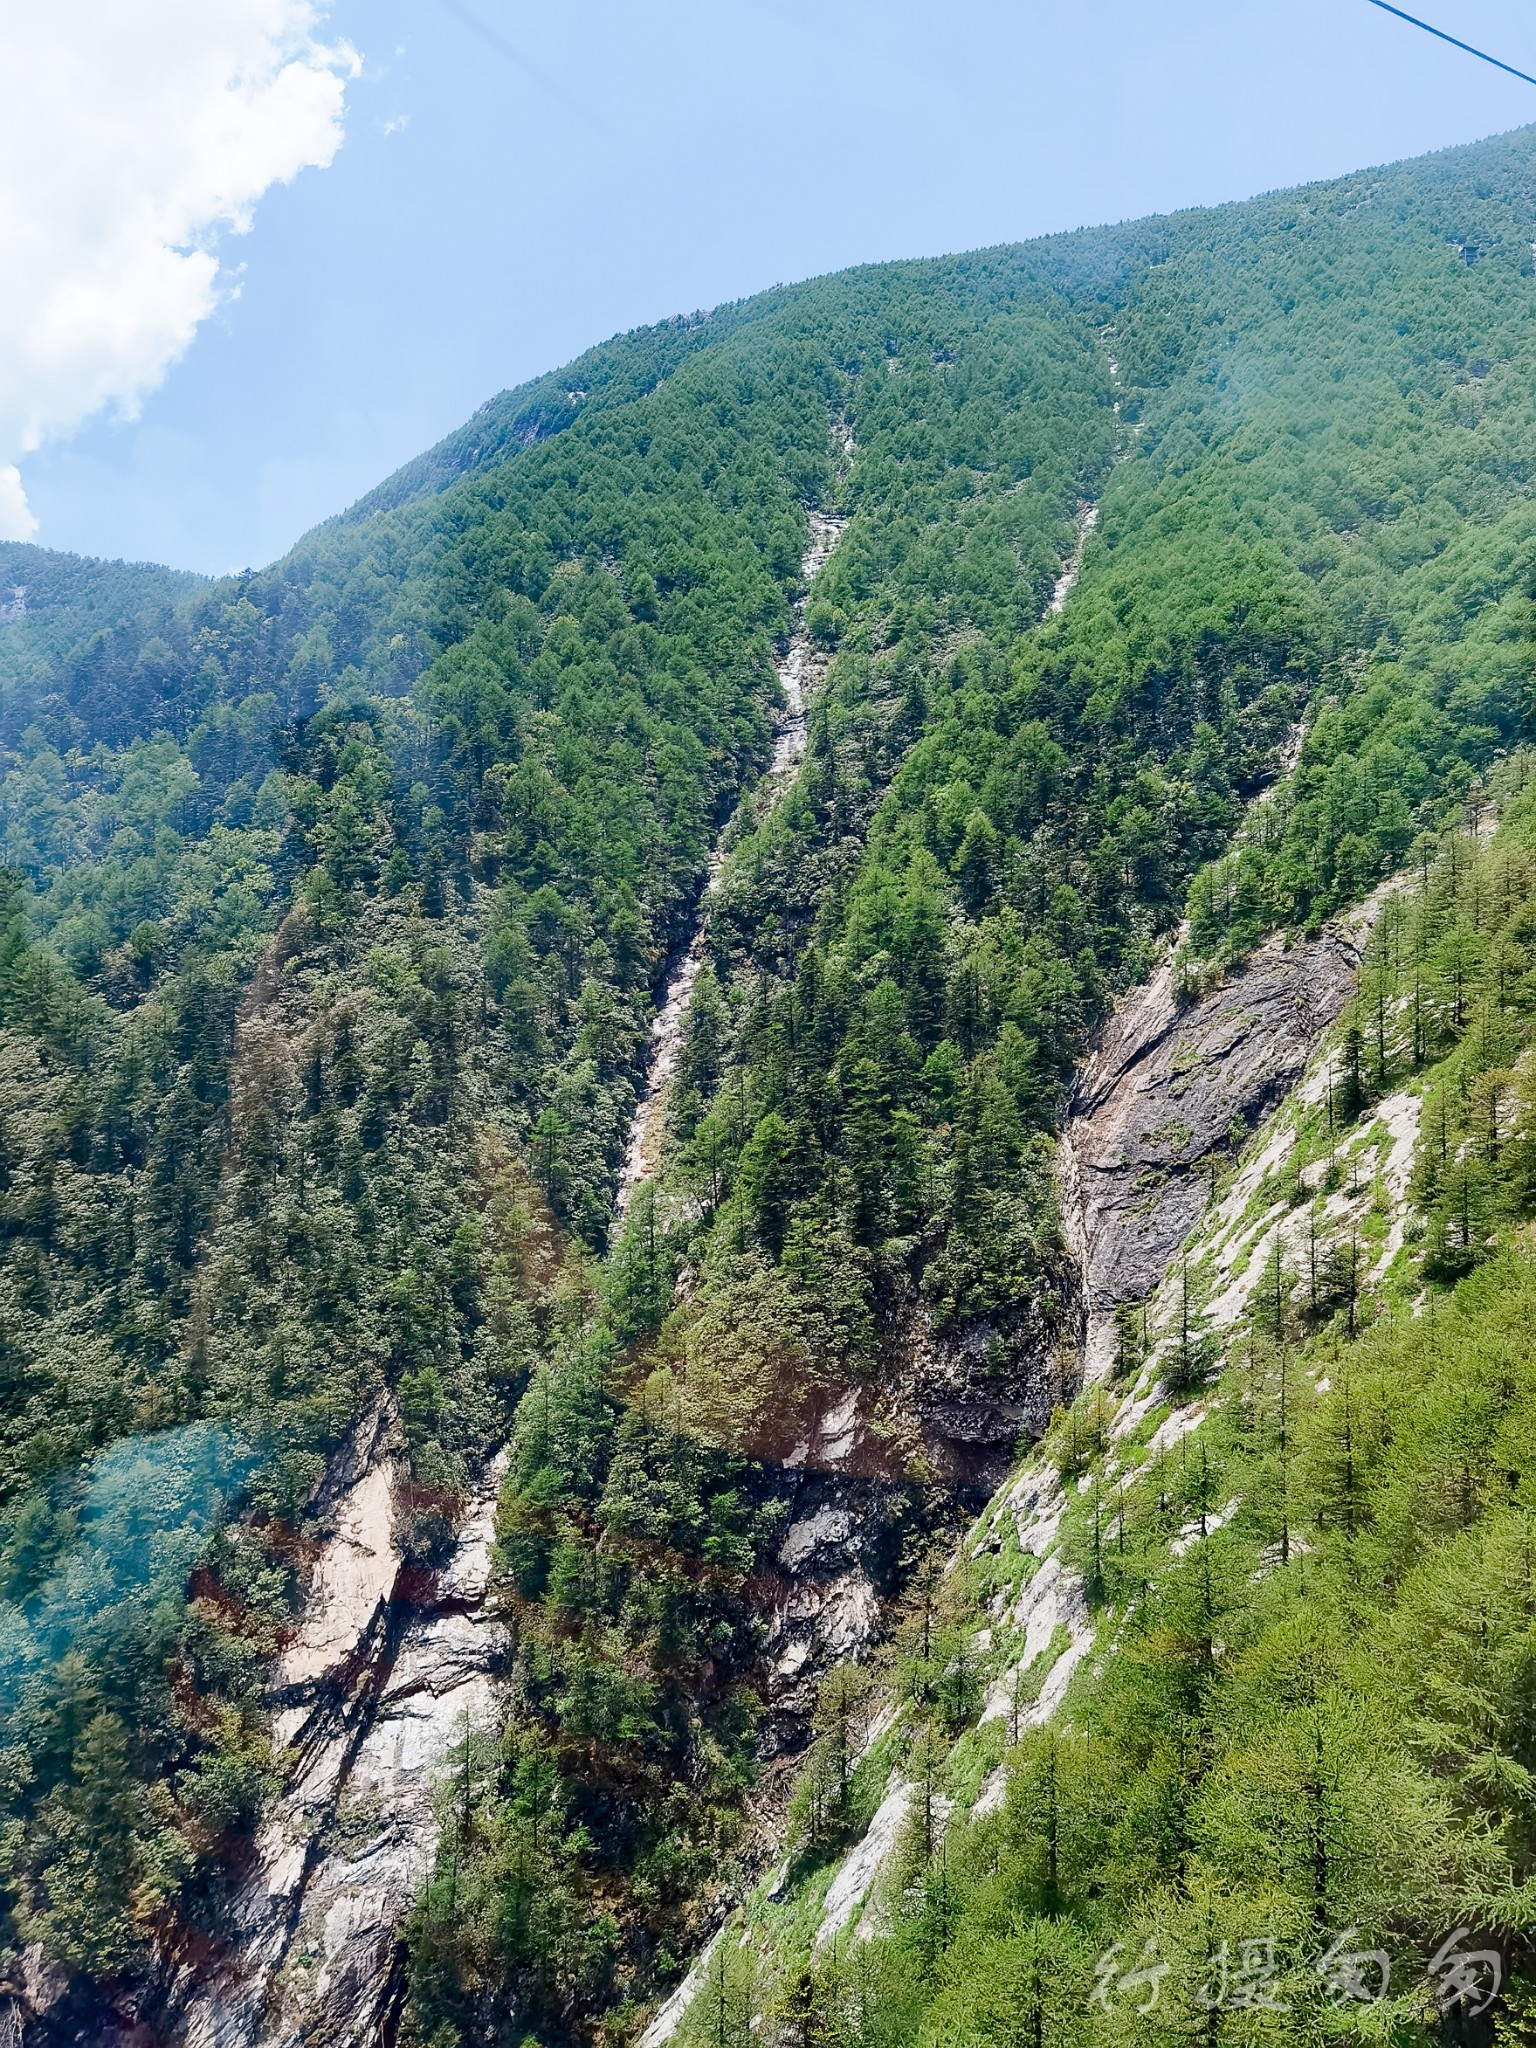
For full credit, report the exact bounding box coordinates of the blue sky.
[20,0,1536,575]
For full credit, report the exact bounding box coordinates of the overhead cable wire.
[1366,1,1536,88]
[429,0,604,133]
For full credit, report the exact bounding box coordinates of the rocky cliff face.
[866,897,1386,1495]
[150,1415,508,2048]
[1060,901,1383,1380]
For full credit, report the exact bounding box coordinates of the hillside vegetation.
[0,121,1532,2043]
[404,131,1536,2041]
[683,766,1536,2048]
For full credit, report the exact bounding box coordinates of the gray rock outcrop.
[157,1420,509,2048]
[1060,905,1381,1377]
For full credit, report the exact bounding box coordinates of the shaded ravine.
[1042,333,1127,622]
[155,506,849,2048]
[616,507,845,1214]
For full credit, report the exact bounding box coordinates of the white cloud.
[0,1,356,542]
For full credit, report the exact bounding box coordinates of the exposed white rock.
[169,1451,509,2048]
[814,1777,910,1947]
[1196,1072,1422,1341]
[811,1776,958,1951]
[1169,1497,1240,1558]
[971,1766,1009,1820]
[268,1460,508,2039]
[979,1553,1093,1732]
[638,1929,724,2048]
[816,1387,860,1468]
[1370,1088,1424,1276]
[778,1504,855,1573]
[271,1457,398,1704]
[765,1568,881,1685]
[1134,1403,1209,1460]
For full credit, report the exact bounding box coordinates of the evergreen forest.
[1,116,1536,2048]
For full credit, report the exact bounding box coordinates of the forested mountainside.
[0,119,1534,2048]
[680,763,1536,2048]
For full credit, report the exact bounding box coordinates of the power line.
[429,0,604,134]
[1367,1,1536,89]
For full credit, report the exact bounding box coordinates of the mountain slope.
[693,766,1536,2048]
[0,120,1534,2048]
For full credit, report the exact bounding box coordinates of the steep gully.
[636,472,1135,2045]
[143,509,849,2048]
[616,506,845,1213]
[153,446,1131,2047]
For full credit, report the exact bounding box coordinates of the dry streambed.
[616,509,844,1214]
